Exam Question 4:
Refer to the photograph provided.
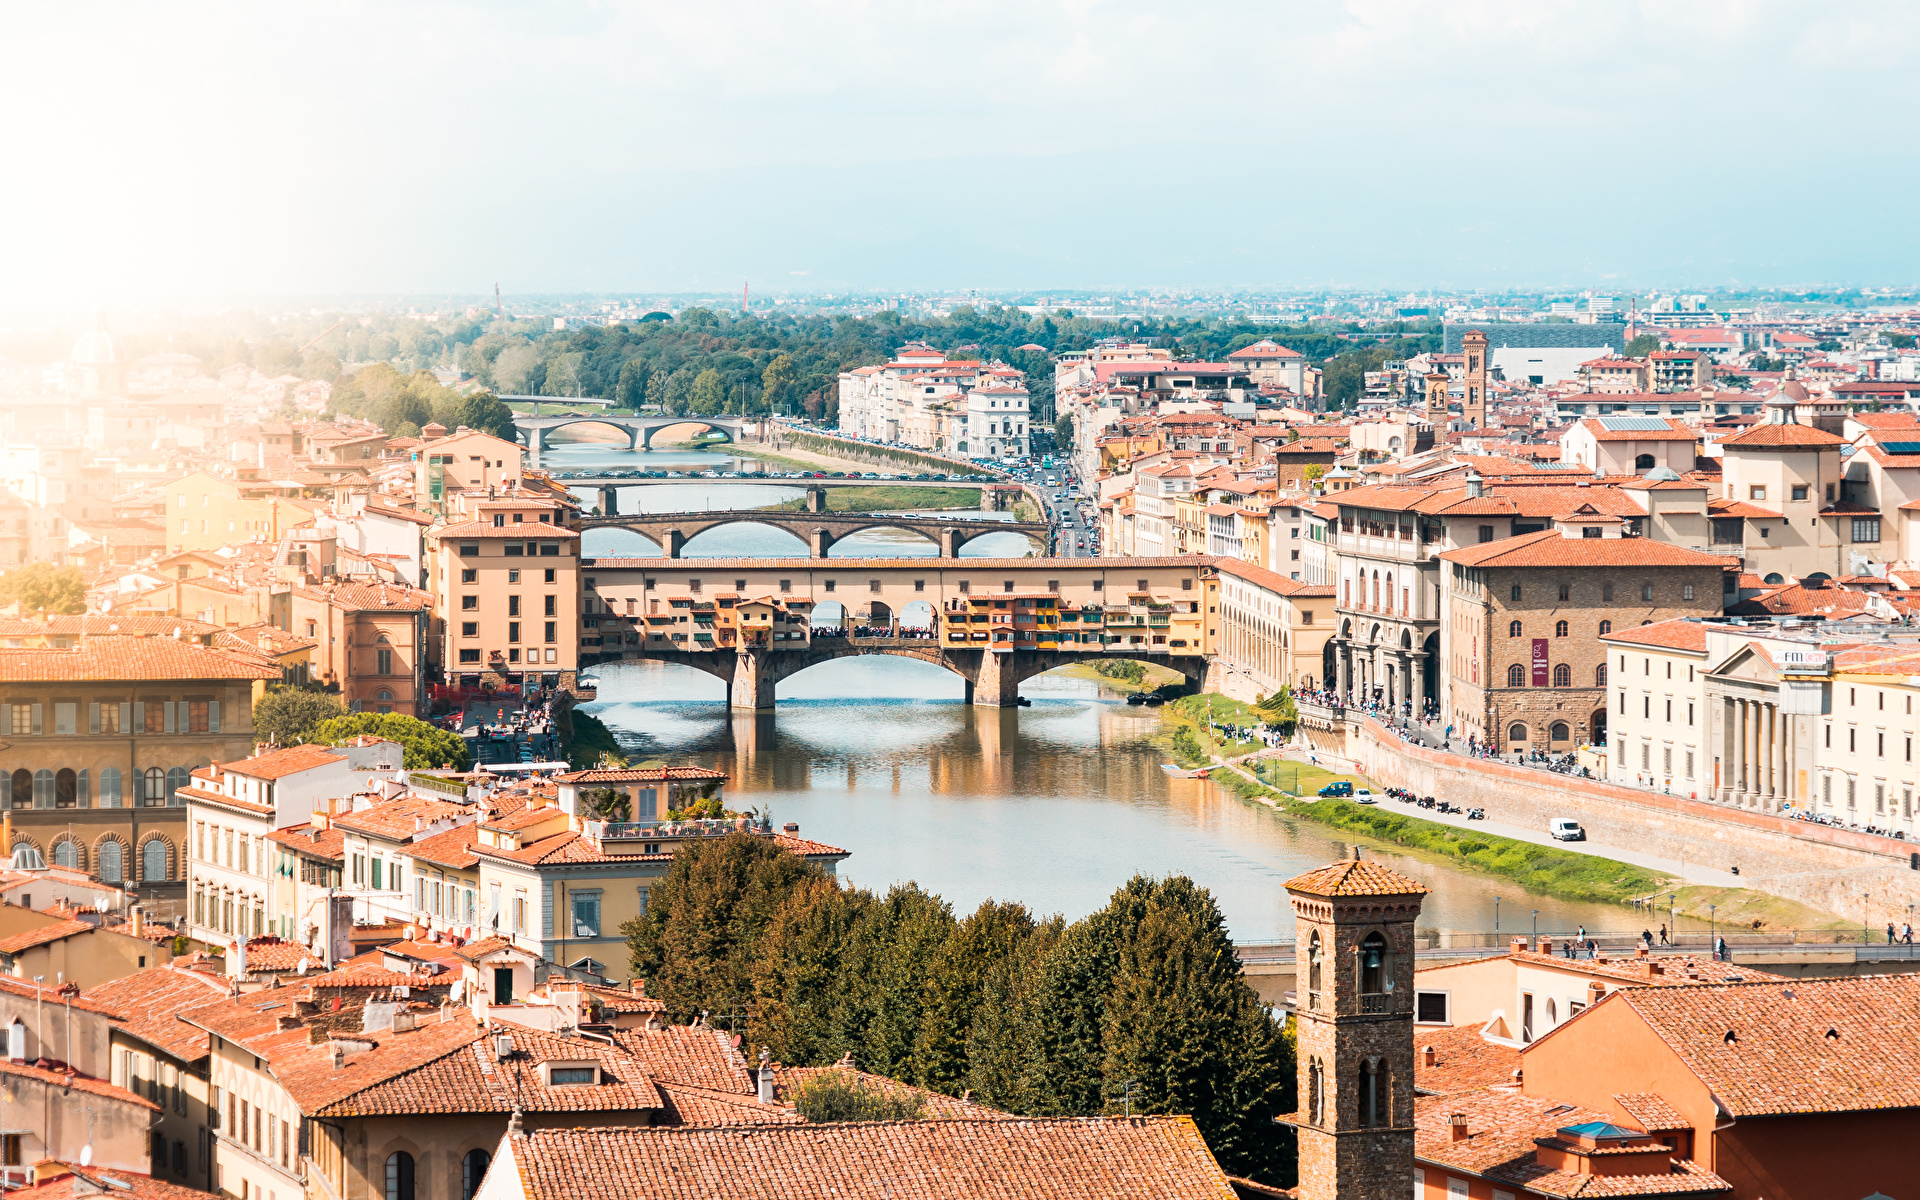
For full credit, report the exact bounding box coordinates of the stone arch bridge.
[512,413,748,457]
[578,510,1050,558]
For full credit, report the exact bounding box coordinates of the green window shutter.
[208,701,221,733]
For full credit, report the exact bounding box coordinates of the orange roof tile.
[0,918,94,954]
[1716,423,1844,448]
[1439,531,1737,570]
[0,636,281,682]
[1415,1025,1522,1097]
[1598,620,1712,654]
[1284,857,1428,897]
[81,965,232,1060]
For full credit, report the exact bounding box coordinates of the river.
[550,434,1633,942]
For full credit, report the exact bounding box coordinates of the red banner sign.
[1531,638,1549,687]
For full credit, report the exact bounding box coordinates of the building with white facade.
[836,343,1032,459]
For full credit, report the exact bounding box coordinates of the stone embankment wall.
[774,428,999,478]
[1347,718,1920,927]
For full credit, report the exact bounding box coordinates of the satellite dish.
[296,958,310,975]
[80,1145,93,1167]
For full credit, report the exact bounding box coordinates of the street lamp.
[1863,891,1872,947]
[1531,910,1539,947]
[1494,896,1502,937]
[1709,904,1717,959]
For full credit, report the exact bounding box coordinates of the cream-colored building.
[183,744,351,946]
[415,426,526,511]
[162,470,311,555]
[427,490,581,690]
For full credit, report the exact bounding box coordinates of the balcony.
[1360,993,1387,1015]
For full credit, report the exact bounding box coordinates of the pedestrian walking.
[1888,923,1898,946]
[1714,936,1728,962]
[1641,929,1653,950]
[1659,924,1669,946]
[1903,923,1914,946]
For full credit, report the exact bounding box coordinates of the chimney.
[757,1047,776,1105]
[1464,472,1484,499]
[782,822,799,836]
[1635,944,1649,958]
[1422,1045,1436,1068]
[1449,1113,1468,1143]
[1587,981,1606,1005]
[1538,937,1553,956]
[1510,936,1529,955]
[130,905,144,938]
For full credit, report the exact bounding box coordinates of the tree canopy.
[0,564,86,615]
[622,840,1294,1185]
[308,711,471,769]
[327,364,515,439]
[250,688,345,746]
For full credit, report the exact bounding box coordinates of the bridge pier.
[630,426,648,452]
[663,529,686,558]
[810,528,834,557]
[807,488,827,513]
[939,527,964,557]
[599,486,619,516]
[731,651,779,711]
[972,650,1022,707]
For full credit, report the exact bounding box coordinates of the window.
[461,622,478,637]
[1415,990,1449,1024]
[1749,485,1766,501]
[461,568,477,583]
[544,595,557,616]
[99,840,123,883]
[545,622,557,644]
[462,1149,491,1200]
[459,648,481,663]
[1641,583,1653,601]
[1552,664,1570,687]
[386,1152,415,1200]
[1682,584,1695,601]
[1507,664,1525,687]
[1595,664,1608,686]
[1602,582,1613,601]
[571,891,601,937]
[1510,584,1521,601]
[143,767,166,806]
[549,1067,596,1085]
[1853,518,1881,544]
[1557,583,1570,601]
[99,767,121,808]
[1554,620,1568,637]
[1509,722,1529,743]
[1478,525,1494,543]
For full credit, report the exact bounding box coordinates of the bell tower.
[1461,329,1489,430]
[1286,850,1428,1200]
[1423,370,1450,424]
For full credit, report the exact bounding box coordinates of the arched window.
[1596,664,1608,686]
[8,769,27,810]
[1307,1059,1323,1125]
[1358,1061,1383,1127]
[52,840,78,869]
[385,1152,415,1200]
[143,768,165,807]
[99,768,121,808]
[1552,664,1571,687]
[1554,620,1568,637]
[1598,620,1612,636]
[1634,453,1656,470]
[1550,722,1571,742]
[1763,573,1784,585]
[377,689,393,701]
[1545,997,1558,1026]
[143,839,169,883]
[32,769,53,809]
[1511,584,1522,601]
[1603,583,1614,601]
[98,840,124,884]
[1359,932,1386,995]
[165,767,190,806]
[1508,722,1530,743]
[1507,664,1525,687]
[55,768,76,809]
[1384,573,1394,613]
[1508,620,1522,638]
[1307,931,1322,994]
[462,1149,491,1200]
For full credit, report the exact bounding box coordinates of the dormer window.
[542,1062,599,1086]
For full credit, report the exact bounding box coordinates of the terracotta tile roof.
[480,804,568,833]
[241,939,319,972]
[1504,950,1781,988]
[175,784,275,815]
[0,974,123,1017]
[81,965,232,1060]
[332,795,473,841]
[1489,1155,1731,1197]
[0,636,281,682]
[406,822,480,869]
[1612,1093,1689,1133]
[610,1025,754,1093]
[504,1115,1239,1200]
[1598,620,1710,654]
[291,579,433,611]
[0,1058,159,1112]
[1576,418,1696,442]
[1601,974,1920,1117]
[1705,497,1782,519]
[656,1080,804,1126]
[433,520,572,539]
[1283,857,1427,897]
[1414,1025,1522,1097]
[6,1164,220,1200]
[0,918,94,954]
[267,822,346,861]
[1724,581,1879,619]
[477,829,849,867]
[551,766,730,785]
[315,1018,665,1117]
[579,981,667,1014]
[221,743,346,781]
[1438,530,1738,570]
[1716,423,1844,448]
[1414,1090,1729,1197]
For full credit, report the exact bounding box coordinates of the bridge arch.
[640,419,737,450]
[674,518,810,558]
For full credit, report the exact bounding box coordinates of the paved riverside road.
[1255,748,1745,891]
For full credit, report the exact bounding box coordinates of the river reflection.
[583,657,1631,943]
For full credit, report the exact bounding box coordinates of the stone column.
[939,527,964,557]
[1750,698,1765,807]
[1738,699,1752,803]
[1337,640,1351,696]
[972,650,1022,708]
[809,528,834,557]
[1410,652,1427,717]
[807,488,828,513]
[730,651,778,711]
[663,529,686,559]
[1764,703,1778,807]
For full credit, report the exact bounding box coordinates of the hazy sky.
[5,1,1917,301]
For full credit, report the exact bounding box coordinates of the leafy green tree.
[829,884,955,1080]
[690,368,726,416]
[0,563,86,614]
[761,354,798,413]
[644,370,669,412]
[963,916,1062,1112]
[625,832,824,1022]
[750,875,873,1066]
[250,688,345,746]
[1253,687,1298,735]
[308,712,471,770]
[790,1070,926,1123]
[1625,334,1661,357]
[913,900,1036,1093]
[1887,333,1915,350]
[615,358,651,408]
[1054,415,1073,448]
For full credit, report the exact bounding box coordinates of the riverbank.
[764,485,982,513]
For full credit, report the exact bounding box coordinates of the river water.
[551,434,1632,943]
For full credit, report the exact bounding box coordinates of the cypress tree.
[911,899,1035,1093]
[748,875,872,1066]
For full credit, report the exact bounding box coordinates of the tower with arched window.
[1286,850,1427,1200]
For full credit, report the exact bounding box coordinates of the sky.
[3,0,1918,302]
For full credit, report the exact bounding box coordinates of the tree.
[1625,334,1661,357]
[790,1070,926,1123]
[615,358,651,408]
[912,900,1035,1093]
[828,883,955,1081]
[761,354,798,413]
[251,689,344,746]
[450,392,517,439]
[1253,688,1298,735]
[0,563,85,614]
[624,832,824,1022]
[690,368,726,416]
[1053,415,1073,448]
[308,712,471,770]
[750,875,873,1067]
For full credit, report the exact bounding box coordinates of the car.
[1318,781,1353,797]
[1549,818,1585,841]
[1352,790,1377,803]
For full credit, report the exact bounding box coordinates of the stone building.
[0,635,280,907]
[1283,851,1428,1200]
[1438,528,1733,755]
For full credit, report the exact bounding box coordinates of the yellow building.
[427,489,582,690]
[162,470,310,555]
